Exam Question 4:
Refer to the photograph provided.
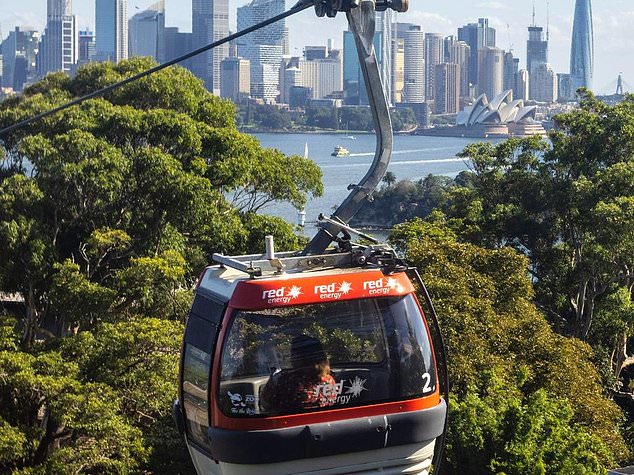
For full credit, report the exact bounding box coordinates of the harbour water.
[251,132,499,232]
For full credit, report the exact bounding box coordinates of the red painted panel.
[229,270,415,310]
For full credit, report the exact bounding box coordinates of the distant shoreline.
[240,128,374,135]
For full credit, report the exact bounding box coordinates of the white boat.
[331,146,350,157]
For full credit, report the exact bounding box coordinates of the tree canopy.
[0,58,321,473]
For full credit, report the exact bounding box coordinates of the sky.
[0,0,632,94]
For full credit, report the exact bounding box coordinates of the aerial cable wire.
[0,0,316,138]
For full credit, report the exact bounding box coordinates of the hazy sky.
[0,0,631,94]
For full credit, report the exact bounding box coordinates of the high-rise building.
[95,0,128,62]
[398,23,424,104]
[449,40,470,98]
[128,1,165,61]
[503,51,519,96]
[515,69,529,101]
[298,56,343,100]
[532,62,558,102]
[162,27,192,66]
[477,46,503,99]
[392,37,405,104]
[192,0,229,93]
[376,9,394,105]
[78,30,96,64]
[37,0,77,77]
[220,57,250,102]
[458,18,495,88]
[527,25,548,75]
[424,33,443,102]
[342,28,383,105]
[2,27,39,91]
[570,0,594,91]
[434,63,460,114]
[237,0,285,101]
[558,73,574,101]
[304,46,328,61]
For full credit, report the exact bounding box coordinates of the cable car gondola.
[173,1,448,473]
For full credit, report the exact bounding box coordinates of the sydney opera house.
[455,90,546,137]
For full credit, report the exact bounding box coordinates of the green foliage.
[352,174,454,227]
[391,219,629,470]
[0,58,321,472]
[450,384,609,474]
[306,106,339,130]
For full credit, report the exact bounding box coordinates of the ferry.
[331,146,350,157]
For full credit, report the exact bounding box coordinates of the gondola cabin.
[174,243,447,475]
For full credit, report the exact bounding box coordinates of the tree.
[439,93,634,377]
[390,218,629,471]
[382,171,397,188]
[0,58,322,472]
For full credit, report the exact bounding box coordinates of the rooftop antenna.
[532,0,536,27]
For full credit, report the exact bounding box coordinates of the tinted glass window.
[181,303,222,449]
[218,295,436,418]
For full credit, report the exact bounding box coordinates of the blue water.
[252,132,498,230]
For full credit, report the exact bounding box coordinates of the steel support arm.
[303,0,399,255]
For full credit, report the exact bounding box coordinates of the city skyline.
[0,0,629,94]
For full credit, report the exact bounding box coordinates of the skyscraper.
[398,23,424,104]
[458,18,495,88]
[221,57,250,102]
[392,37,405,104]
[515,69,529,101]
[424,33,444,102]
[95,0,128,62]
[342,28,383,105]
[37,0,77,77]
[449,41,470,98]
[570,0,594,92]
[532,63,558,102]
[434,63,460,114]
[376,10,394,105]
[78,30,96,64]
[503,51,519,95]
[477,46,503,99]
[237,0,285,101]
[192,0,229,93]
[2,27,39,91]
[129,1,165,61]
[527,25,548,76]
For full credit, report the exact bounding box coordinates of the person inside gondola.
[260,335,337,414]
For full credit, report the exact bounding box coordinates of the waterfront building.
[37,0,77,77]
[424,33,443,103]
[2,28,39,91]
[237,0,285,101]
[192,0,229,93]
[128,1,165,61]
[397,23,424,104]
[434,63,460,114]
[570,0,594,91]
[220,57,250,103]
[95,0,128,62]
[298,57,343,100]
[515,69,529,101]
[456,90,545,137]
[458,18,496,89]
[532,63,558,103]
[449,40,470,99]
[477,46,503,100]
[392,37,405,104]
[78,30,96,64]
